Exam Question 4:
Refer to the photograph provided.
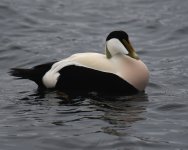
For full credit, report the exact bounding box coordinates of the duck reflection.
[19,90,148,136]
[19,89,73,106]
[89,93,149,136]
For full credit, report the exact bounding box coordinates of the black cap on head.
[106,30,129,41]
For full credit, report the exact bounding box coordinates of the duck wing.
[56,65,138,95]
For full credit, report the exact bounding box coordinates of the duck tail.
[10,68,36,80]
[9,68,45,87]
[9,61,56,88]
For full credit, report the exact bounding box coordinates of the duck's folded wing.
[56,65,138,95]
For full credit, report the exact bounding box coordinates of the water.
[0,0,188,149]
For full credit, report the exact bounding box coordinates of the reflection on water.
[18,90,148,137]
[1,0,188,149]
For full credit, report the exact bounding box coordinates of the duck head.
[105,31,139,60]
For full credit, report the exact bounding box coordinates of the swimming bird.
[10,31,149,95]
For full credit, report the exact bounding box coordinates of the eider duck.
[10,31,149,95]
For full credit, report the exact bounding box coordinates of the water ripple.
[1,0,188,149]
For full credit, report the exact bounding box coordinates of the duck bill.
[105,44,112,59]
[123,39,140,60]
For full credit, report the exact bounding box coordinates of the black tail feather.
[9,61,56,88]
[9,68,45,87]
[10,68,35,79]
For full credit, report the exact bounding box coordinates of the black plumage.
[56,65,138,95]
[10,63,138,95]
[10,62,56,89]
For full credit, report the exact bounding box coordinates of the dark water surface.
[1,0,188,149]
